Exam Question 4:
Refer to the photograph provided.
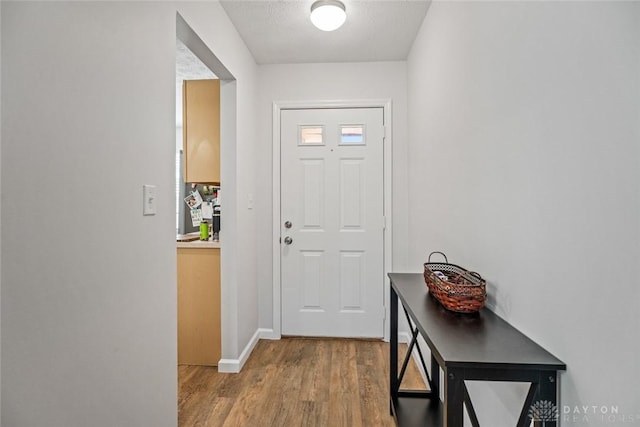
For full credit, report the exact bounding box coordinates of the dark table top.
[389,273,566,371]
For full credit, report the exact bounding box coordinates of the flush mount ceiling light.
[310,0,346,32]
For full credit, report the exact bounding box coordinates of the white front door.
[280,107,385,337]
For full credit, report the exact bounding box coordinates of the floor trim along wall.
[258,328,279,340]
[398,331,410,344]
[217,329,429,382]
[217,329,276,373]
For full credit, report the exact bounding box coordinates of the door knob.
[283,236,293,245]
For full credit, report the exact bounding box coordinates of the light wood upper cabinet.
[183,79,220,184]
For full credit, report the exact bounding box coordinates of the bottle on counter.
[200,220,209,241]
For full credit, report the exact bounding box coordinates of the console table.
[389,273,566,427]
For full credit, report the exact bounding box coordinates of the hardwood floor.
[178,338,427,427]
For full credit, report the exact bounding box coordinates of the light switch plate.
[143,184,157,216]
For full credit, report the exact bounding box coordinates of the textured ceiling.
[220,0,432,64]
[176,39,217,126]
[176,39,217,81]
[174,1,431,123]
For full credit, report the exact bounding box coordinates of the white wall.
[1,1,258,426]
[407,1,640,425]
[1,3,176,425]
[255,62,410,331]
[0,3,3,422]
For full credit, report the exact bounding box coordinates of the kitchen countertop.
[177,232,221,249]
[177,240,221,249]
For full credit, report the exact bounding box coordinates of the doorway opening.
[175,12,237,370]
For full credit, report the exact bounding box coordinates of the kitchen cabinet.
[177,247,221,366]
[183,79,220,184]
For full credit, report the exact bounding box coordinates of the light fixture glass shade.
[310,0,346,32]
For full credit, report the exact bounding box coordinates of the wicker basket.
[423,251,486,313]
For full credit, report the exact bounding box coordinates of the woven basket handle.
[454,271,483,282]
[428,251,448,263]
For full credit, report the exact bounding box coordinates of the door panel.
[281,108,384,337]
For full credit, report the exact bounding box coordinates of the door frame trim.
[271,99,393,341]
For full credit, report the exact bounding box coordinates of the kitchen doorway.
[176,13,237,370]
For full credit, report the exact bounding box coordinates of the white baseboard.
[398,331,411,344]
[218,328,429,383]
[258,328,280,340]
[217,329,261,373]
[217,328,280,373]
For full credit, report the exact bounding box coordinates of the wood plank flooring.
[178,338,427,427]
